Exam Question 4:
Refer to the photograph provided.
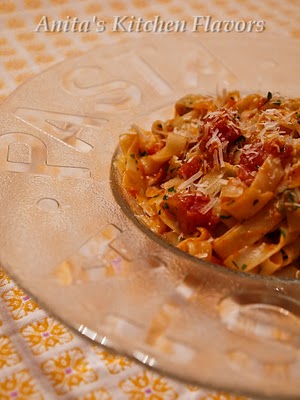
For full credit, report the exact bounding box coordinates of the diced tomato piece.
[238,138,293,184]
[238,143,267,184]
[264,138,293,163]
[198,110,241,169]
[168,194,219,235]
[237,167,255,184]
[147,142,165,155]
[178,156,201,180]
[204,109,241,144]
[154,165,168,185]
[240,143,266,170]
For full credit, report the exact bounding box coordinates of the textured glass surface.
[1,35,300,399]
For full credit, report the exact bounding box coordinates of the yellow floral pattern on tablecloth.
[41,347,98,395]
[0,335,22,369]
[0,269,11,287]
[94,347,132,374]
[2,288,40,320]
[119,371,178,400]
[187,384,201,392]
[76,387,112,400]
[0,369,43,400]
[20,316,73,355]
[199,394,247,400]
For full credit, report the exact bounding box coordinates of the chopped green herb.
[253,199,259,206]
[289,192,295,202]
[232,261,247,270]
[280,227,286,238]
[130,154,135,159]
[139,150,148,157]
[168,186,176,192]
[220,215,231,219]
[163,202,169,209]
[273,100,281,106]
[163,195,168,200]
[152,194,159,198]
[262,91,273,106]
[281,190,299,211]
[284,189,295,203]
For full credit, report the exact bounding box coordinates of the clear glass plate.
[1,34,300,399]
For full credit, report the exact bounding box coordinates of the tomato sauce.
[205,111,241,144]
[146,141,165,155]
[198,110,241,168]
[238,138,293,184]
[178,156,201,180]
[168,194,218,235]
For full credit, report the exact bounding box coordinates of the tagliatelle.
[117,91,300,276]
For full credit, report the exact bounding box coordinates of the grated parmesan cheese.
[177,170,203,191]
[200,197,218,214]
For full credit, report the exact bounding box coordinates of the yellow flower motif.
[2,288,39,320]
[0,1,16,13]
[119,371,178,400]
[76,387,112,400]
[51,0,69,5]
[0,268,11,287]
[7,17,25,28]
[20,317,73,355]
[16,32,35,42]
[94,347,132,374]
[187,384,200,392]
[34,54,54,64]
[24,0,41,9]
[199,393,247,400]
[41,348,98,395]
[4,58,27,71]
[0,336,22,369]
[0,369,43,400]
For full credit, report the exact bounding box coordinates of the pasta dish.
[117,91,300,276]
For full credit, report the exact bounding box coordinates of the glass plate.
[1,34,300,399]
